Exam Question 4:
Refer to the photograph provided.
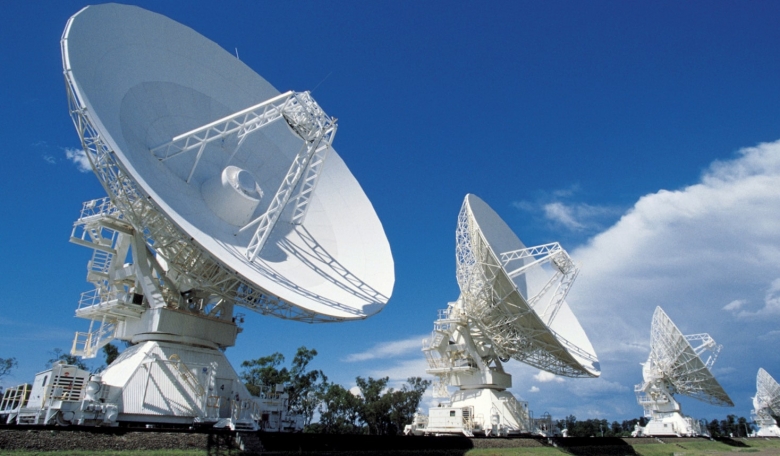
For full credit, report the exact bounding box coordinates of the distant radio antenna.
[633,307,733,437]
[753,368,780,437]
[406,194,599,438]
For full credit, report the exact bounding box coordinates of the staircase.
[489,395,532,434]
[69,197,142,359]
[71,317,116,359]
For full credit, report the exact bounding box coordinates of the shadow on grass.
[549,437,639,456]
[713,436,749,447]
[249,434,475,455]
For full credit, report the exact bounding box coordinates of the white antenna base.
[632,412,706,438]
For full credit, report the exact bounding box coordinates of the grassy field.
[629,438,780,456]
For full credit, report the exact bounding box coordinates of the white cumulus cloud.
[543,202,585,230]
[534,371,564,383]
[514,190,623,233]
[732,278,780,318]
[723,300,746,311]
[364,358,432,386]
[565,139,780,419]
[343,335,426,362]
[758,330,780,341]
[64,147,92,173]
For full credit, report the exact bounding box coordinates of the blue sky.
[2,1,780,424]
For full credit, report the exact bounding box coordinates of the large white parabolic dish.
[456,194,600,377]
[649,307,733,406]
[61,4,393,322]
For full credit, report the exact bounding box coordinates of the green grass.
[733,438,780,450]
[627,438,780,456]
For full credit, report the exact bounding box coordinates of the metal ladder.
[168,354,205,397]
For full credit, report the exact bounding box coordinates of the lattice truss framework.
[150,90,338,262]
[753,368,780,427]
[635,307,733,414]
[450,199,596,378]
[69,196,252,356]
[62,44,345,324]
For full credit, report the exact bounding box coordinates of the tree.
[312,382,363,434]
[720,414,738,437]
[619,417,647,436]
[351,376,432,436]
[0,357,17,380]
[240,347,327,426]
[287,347,327,426]
[707,418,722,437]
[46,348,88,370]
[356,376,391,435]
[560,414,577,436]
[576,419,600,437]
[241,352,289,396]
[737,416,750,437]
[0,357,18,393]
[387,377,431,435]
[102,343,120,366]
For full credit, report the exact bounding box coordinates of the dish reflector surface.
[649,307,733,406]
[62,4,393,321]
[456,194,599,377]
[755,368,780,415]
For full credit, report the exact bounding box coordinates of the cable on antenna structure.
[311,71,332,93]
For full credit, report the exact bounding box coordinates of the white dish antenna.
[644,307,732,406]
[633,307,733,437]
[52,3,394,429]
[61,3,394,322]
[755,368,780,415]
[415,194,598,437]
[455,194,600,377]
[753,368,780,436]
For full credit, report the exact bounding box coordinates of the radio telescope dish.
[753,368,780,437]
[633,307,733,437]
[456,194,600,377]
[52,3,392,429]
[62,3,393,323]
[410,194,598,437]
